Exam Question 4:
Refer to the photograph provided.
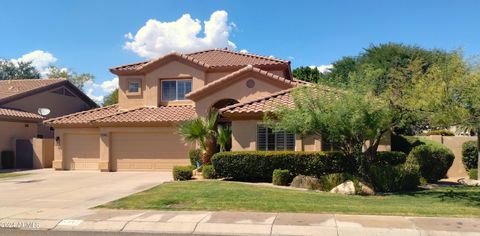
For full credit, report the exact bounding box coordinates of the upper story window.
[161,79,192,101]
[257,124,295,151]
[128,81,140,93]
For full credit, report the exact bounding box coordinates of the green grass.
[0,172,29,179]
[100,181,480,217]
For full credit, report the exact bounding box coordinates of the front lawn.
[100,181,480,217]
[0,172,29,179]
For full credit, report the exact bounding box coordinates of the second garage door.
[111,130,190,171]
[64,133,100,170]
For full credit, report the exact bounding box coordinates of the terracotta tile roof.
[95,106,196,125]
[44,105,120,126]
[186,65,300,100]
[110,49,289,73]
[0,78,65,102]
[44,104,196,127]
[220,88,296,116]
[0,107,44,121]
[187,49,288,68]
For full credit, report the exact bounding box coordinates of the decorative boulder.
[458,178,480,186]
[358,182,375,196]
[330,180,355,195]
[290,175,322,190]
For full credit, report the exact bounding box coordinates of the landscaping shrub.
[368,162,420,192]
[371,151,407,166]
[202,165,216,179]
[211,151,356,182]
[272,169,291,186]
[469,169,478,180]
[172,165,195,181]
[462,141,478,170]
[408,144,454,183]
[425,130,455,136]
[189,148,202,167]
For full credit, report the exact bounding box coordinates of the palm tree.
[217,125,232,152]
[178,110,218,164]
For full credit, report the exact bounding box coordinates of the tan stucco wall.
[4,86,93,138]
[195,75,287,117]
[32,138,54,169]
[205,70,285,84]
[0,121,37,154]
[118,60,206,109]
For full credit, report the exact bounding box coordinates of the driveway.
[0,169,172,220]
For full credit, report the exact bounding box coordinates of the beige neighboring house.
[45,49,391,172]
[0,79,97,168]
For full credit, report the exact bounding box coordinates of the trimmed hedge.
[211,151,356,182]
[189,149,202,167]
[202,165,216,179]
[425,130,455,136]
[371,151,407,166]
[173,165,195,181]
[368,162,420,192]
[272,169,291,186]
[407,144,454,183]
[462,141,478,170]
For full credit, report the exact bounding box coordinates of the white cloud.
[83,77,119,104]
[239,49,248,54]
[124,10,236,58]
[11,50,57,76]
[310,64,333,74]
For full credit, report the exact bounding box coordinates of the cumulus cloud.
[124,10,236,58]
[310,64,333,73]
[11,50,57,76]
[239,49,248,54]
[83,77,119,104]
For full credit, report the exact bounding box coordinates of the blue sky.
[1,0,479,102]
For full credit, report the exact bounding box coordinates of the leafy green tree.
[178,111,218,164]
[0,60,40,80]
[102,88,118,106]
[46,66,94,90]
[292,66,322,83]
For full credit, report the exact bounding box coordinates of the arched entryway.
[210,98,239,152]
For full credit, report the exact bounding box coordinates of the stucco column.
[295,136,303,151]
[99,128,111,172]
[52,129,64,170]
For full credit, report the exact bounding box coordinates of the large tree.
[0,60,40,80]
[102,88,118,106]
[46,66,94,90]
[292,66,322,83]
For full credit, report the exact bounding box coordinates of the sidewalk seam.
[192,212,212,234]
[269,213,278,236]
[333,214,339,236]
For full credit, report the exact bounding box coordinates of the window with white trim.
[161,79,192,101]
[257,125,295,151]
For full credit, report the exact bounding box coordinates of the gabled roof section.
[186,65,300,101]
[219,88,296,117]
[0,78,97,107]
[110,49,291,75]
[44,104,196,127]
[0,107,44,122]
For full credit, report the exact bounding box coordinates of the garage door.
[111,131,190,171]
[64,133,99,170]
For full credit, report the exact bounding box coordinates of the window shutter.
[286,133,295,150]
[257,125,266,151]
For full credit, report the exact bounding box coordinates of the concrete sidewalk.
[1,209,479,235]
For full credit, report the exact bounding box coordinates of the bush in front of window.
[172,165,195,181]
[272,169,292,186]
[211,151,357,182]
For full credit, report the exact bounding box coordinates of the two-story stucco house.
[45,49,390,172]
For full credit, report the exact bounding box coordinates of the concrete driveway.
[0,169,172,220]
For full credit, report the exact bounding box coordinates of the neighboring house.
[45,49,390,172]
[0,79,97,168]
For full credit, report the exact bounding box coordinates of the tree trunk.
[202,136,216,165]
[477,128,480,180]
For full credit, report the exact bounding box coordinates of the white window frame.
[160,79,192,102]
[256,124,295,151]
